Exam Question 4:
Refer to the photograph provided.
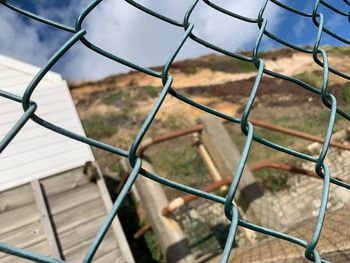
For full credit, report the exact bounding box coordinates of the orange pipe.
[137,117,350,157]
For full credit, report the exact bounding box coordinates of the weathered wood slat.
[0,221,46,251]
[31,181,61,259]
[64,233,120,263]
[41,167,90,197]
[94,164,134,263]
[0,240,52,262]
[0,185,34,212]
[48,184,100,215]
[94,249,124,263]
[54,199,106,234]
[0,167,130,263]
[0,203,40,236]
[59,216,106,250]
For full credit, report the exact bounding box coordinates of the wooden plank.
[31,181,62,259]
[64,233,120,263]
[54,199,106,234]
[94,249,124,263]
[94,163,135,263]
[59,216,106,251]
[0,203,40,236]
[48,184,100,215]
[0,185,34,212]
[0,221,46,250]
[40,167,89,197]
[0,240,52,262]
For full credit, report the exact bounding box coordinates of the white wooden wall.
[0,54,94,191]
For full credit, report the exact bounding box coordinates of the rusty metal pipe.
[138,117,350,158]
[137,124,203,156]
[250,160,350,185]
[134,177,232,240]
[133,224,152,239]
[162,177,232,217]
[162,161,350,216]
[134,160,350,239]
[245,119,350,151]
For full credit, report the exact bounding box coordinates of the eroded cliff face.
[69,46,350,172]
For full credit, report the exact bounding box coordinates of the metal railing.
[0,0,350,262]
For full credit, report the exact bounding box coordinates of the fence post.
[200,115,294,230]
[122,159,195,263]
[200,115,263,210]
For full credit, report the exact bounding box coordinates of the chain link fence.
[0,0,350,262]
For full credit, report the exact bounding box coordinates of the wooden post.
[200,115,263,210]
[31,180,62,259]
[200,115,285,229]
[123,159,195,263]
[93,162,135,263]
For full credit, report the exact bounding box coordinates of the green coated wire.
[0,0,349,262]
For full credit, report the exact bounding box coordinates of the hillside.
[69,46,350,191]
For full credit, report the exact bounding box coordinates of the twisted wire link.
[0,0,349,262]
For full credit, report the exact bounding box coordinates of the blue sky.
[0,0,348,80]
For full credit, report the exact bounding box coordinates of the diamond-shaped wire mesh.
[0,0,349,262]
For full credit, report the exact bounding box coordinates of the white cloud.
[0,0,282,80]
[64,0,282,80]
[0,1,90,69]
[293,17,307,38]
[0,8,53,66]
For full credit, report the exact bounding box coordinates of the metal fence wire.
[0,0,349,262]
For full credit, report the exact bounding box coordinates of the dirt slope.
[69,46,350,173]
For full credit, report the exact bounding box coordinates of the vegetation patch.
[293,71,323,88]
[103,91,123,105]
[186,66,198,75]
[328,46,350,57]
[143,230,162,262]
[148,136,211,200]
[83,114,117,138]
[209,58,257,73]
[255,169,289,192]
[258,48,294,60]
[142,85,159,98]
[339,84,350,102]
[83,112,132,139]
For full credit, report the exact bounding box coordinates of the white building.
[0,54,134,263]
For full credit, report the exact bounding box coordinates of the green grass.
[225,124,292,192]
[148,136,211,200]
[143,231,163,262]
[143,85,159,98]
[83,114,117,138]
[259,48,294,60]
[209,58,257,73]
[272,107,350,137]
[328,46,350,57]
[293,71,323,88]
[254,169,289,192]
[83,111,131,139]
[103,91,123,105]
[225,102,348,191]
[140,216,163,262]
[340,84,350,102]
[186,66,198,75]
[226,125,297,192]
